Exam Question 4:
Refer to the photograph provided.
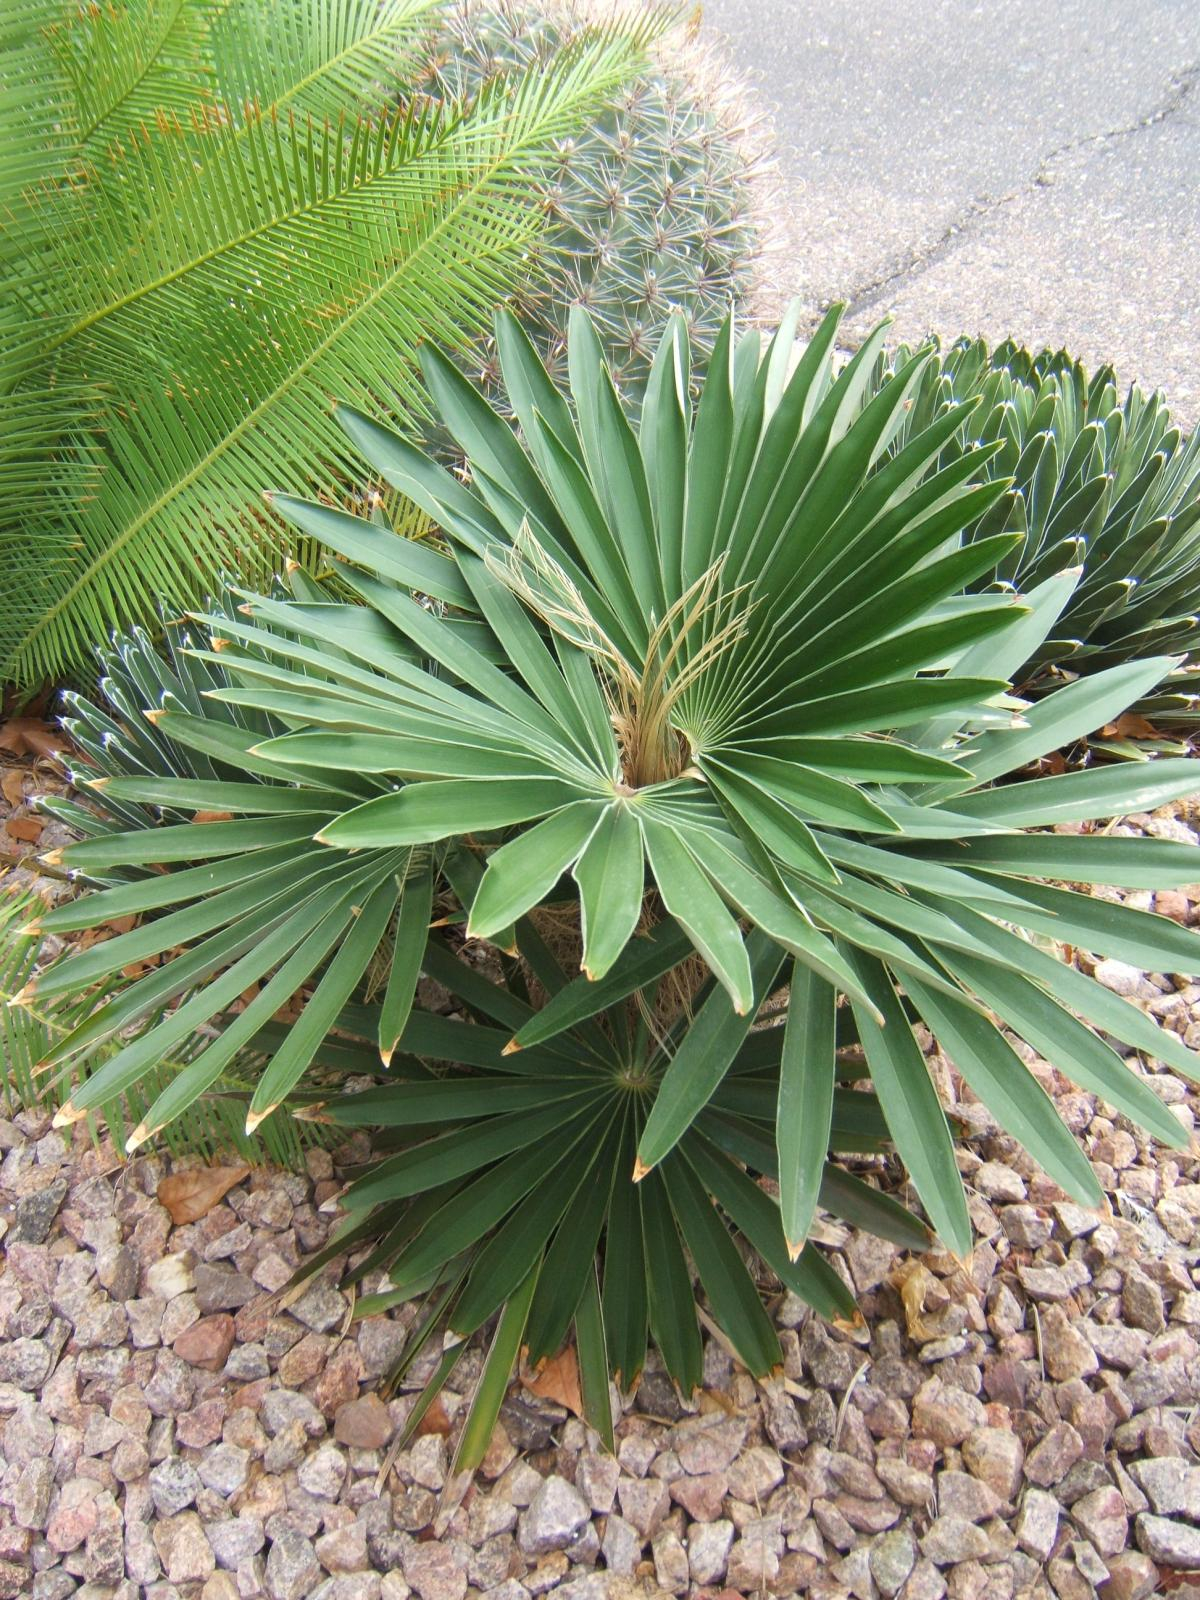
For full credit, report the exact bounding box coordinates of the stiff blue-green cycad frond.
[883,334,1200,744]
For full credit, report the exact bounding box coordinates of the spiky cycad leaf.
[1,0,226,303]
[0,880,342,1168]
[0,3,61,193]
[884,336,1200,740]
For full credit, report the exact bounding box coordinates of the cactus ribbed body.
[411,0,764,411]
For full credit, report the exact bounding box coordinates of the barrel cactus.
[410,0,769,410]
[886,337,1200,746]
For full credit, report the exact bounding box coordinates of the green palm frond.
[0,889,57,1112]
[1,0,655,688]
[2,0,454,361]
[1,0,221,288]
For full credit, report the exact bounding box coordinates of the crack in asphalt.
[840,62,1199,324]
[1033,60,1198,181]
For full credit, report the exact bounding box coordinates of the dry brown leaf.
[1100,711,1158,740]
[5,816,42,844]
[193,810,234,824]
[524,1344,583,1419]
[0,718,66,764]
[415,1395,453,1437]
[698,1387,737,1416]
[888,1259,946,1343]
[1,770,27,807]
[23,728,68,764]
[157,1163,250,1224]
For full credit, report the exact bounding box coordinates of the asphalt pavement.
[702,0,1200,422]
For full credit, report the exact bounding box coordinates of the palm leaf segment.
[889,336,1200,731]
[30,304,1200,1448]
[0,0,653,687]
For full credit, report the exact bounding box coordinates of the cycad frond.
[206,0,444,123]
[2,3,653,687]
[17,92,461,369]
[0,0,74,264]
[45,0,442,154]
[0,887,336,1167]
[47,0,221,151]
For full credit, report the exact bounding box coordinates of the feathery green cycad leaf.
[1,0,653,687]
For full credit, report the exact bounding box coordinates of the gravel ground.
[2,811,1200,1600]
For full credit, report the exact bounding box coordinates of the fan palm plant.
[24,303,1200,1460]
[0,0,654,689]
[885,336,1200,746]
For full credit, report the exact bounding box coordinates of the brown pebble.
[172,1315,234,1373]
[333,1394,393,1450]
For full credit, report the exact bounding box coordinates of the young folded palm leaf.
[29,304,1200,1455]
[0,0,655,688]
